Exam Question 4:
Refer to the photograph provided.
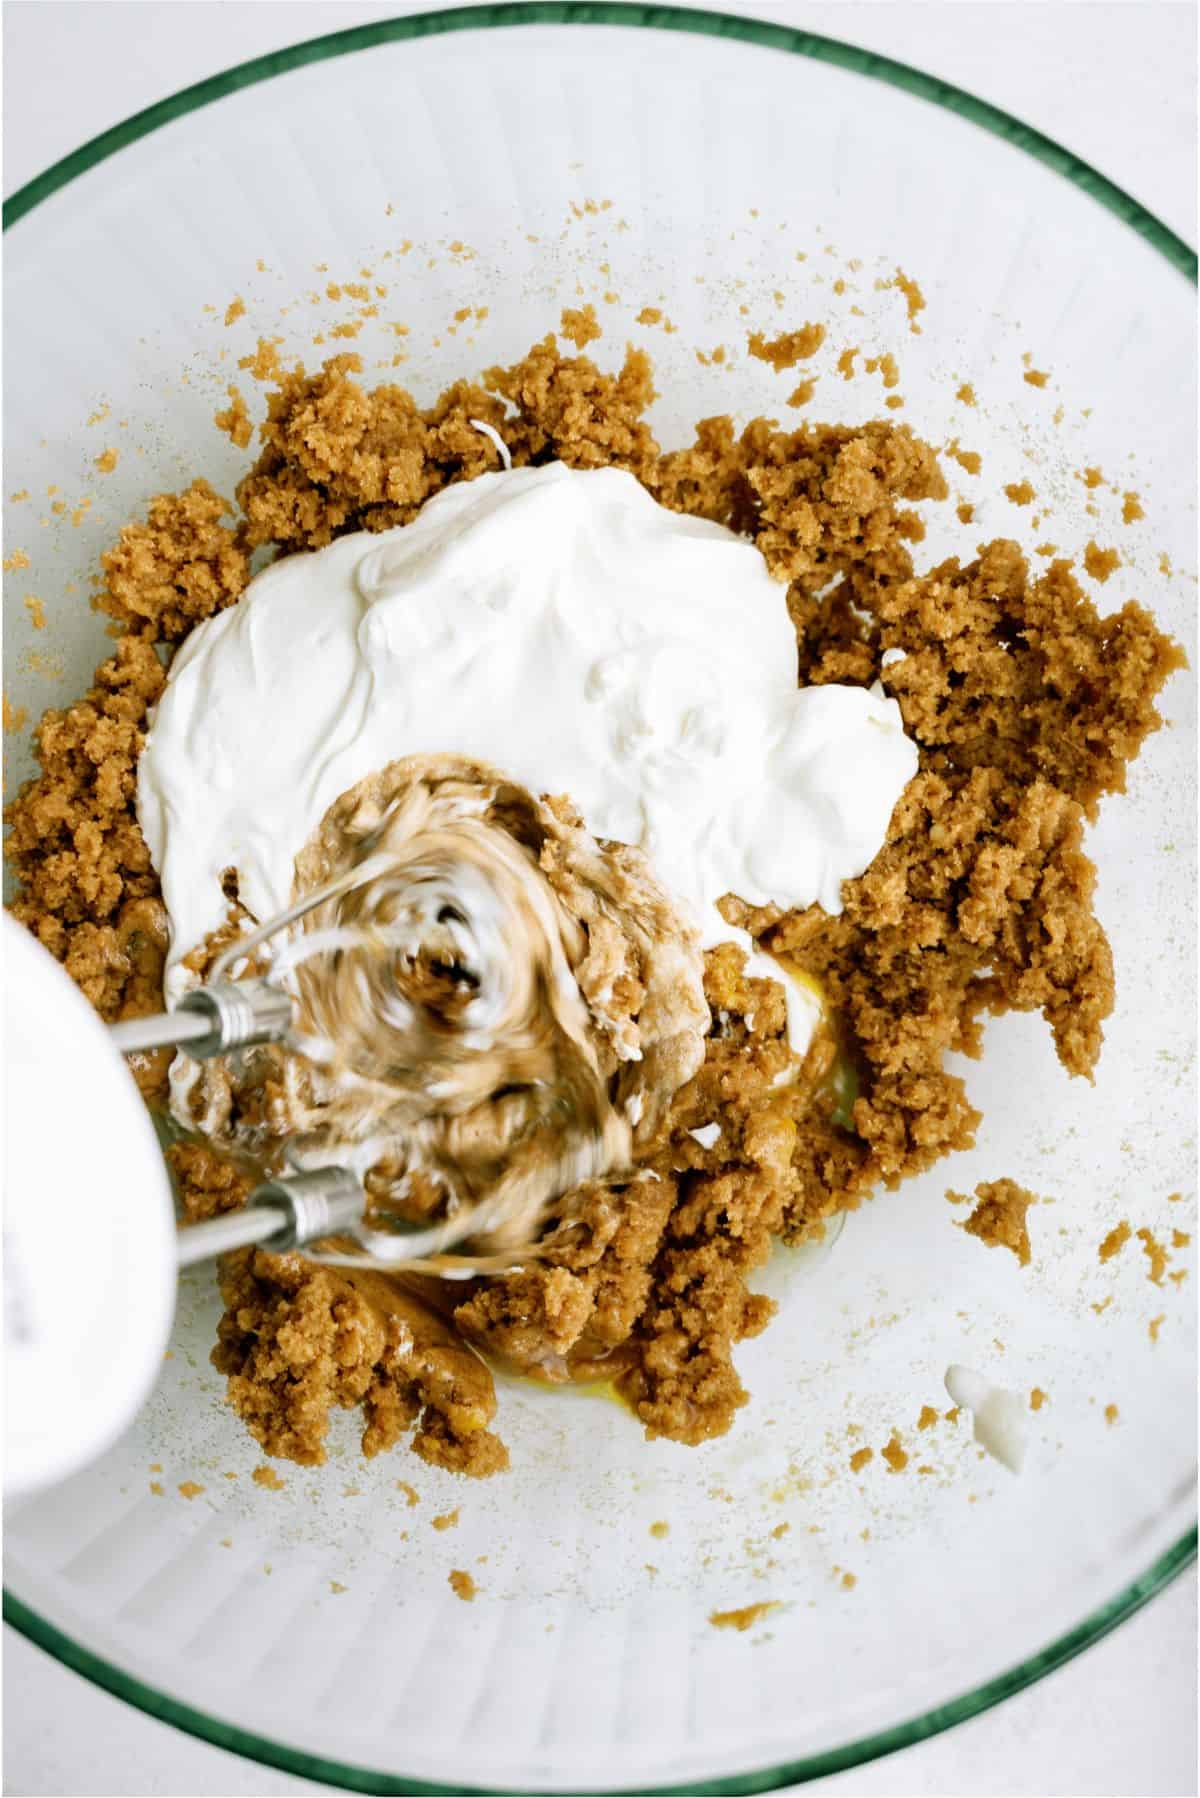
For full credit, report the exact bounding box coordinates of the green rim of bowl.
[3,5,1196,1791]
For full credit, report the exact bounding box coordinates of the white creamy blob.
[139,463,916,997]
[944,1364,1028,1474]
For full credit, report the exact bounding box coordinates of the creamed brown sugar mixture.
[5,333,1184,1474]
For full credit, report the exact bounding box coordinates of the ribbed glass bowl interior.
[3,8,1195,1792]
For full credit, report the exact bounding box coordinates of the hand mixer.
[4,854,611,1493]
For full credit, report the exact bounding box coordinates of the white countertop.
[3,3,1196,1793]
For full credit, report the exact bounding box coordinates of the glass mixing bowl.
[3,7,1195,1791]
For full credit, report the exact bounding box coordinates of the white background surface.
[2,3,1196,1794]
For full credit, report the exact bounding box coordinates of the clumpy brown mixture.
[748,324,825,369]
[5,330,1183,1475]
[950,1178,1036,1266]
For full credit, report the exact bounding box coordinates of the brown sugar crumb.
[836,347,858,380]
[865,352,900,390]
[1084,541,1121,583]
[709,1601,779,1632]
[23,595,46,630]
[945,439,981,474]
[944,1408,961,1424]
[1030,1387,1048,1411]
[214,385,253,450]
[840,1571,857,1590]
[1081,466,1105,489]
[636,306,663,326]
[95,448,120,474]
[330,321,363,340]
[956,383,977,406]
[1121,491,1144,525]
[1023,369,1049,388]
[649,1520,670,1539]
[3,548,31,572]
[3,693,29,732]
[879,268,926,333]
[696,346,728,367]
[397,1481,420,1506]
[238,337,286,383]
[11,489,30,501]
[559,304,601,350]
[1148,1314,1165,1342]
[96,479,248,640]
[881,1433,908,1473]
[1035,542,1058,557]
[884,395,905,411]
[431,1508,460,1531]
[224,296,246,327]
[330,1580,348,1594]
[787,379,817,408]
[957,503,975,524]
[1136,1227,1169,1285]
[1099,1221,1131,1262]
[1168,1192,1183,1202]
[177,1481,205,1500]
[449,1569,477,1602]
[149,1481,164,1496]
[952,1179,1035,1266]
[1091,1296,1113,1315]
[1004,480,1036,507]
[1104,1403,1120,1426]
[252,1463,286,1491]
[1171,1229,1190,1247]
[917,1405,939,1430]
[748,323,825,370]
[772,1521,790,1539]
[168,1142,252,1221]
[849,1446,873,1473]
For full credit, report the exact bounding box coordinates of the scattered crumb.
[177,1481,205,1500]
[1159,552,1173,576]
[787,379,817,407]
[214,385,253,449]
[3,548,30,572]
[252,1463,285,1491]
[224,296,246,327]
[330,1580,348,1594]
[1136,1227,1169,1285]
[1035,542,1059,556]
[1099,1221,1131,1262]
[1030,1387,1048,1411]
[559,303,601,349]
[23,595,46,629]
[849,1447,873,1473]
[708,1601,779,1632]
[431,1508,460,1531]
[945,440,981,475]
[149,1462,162,1473]
[1091,1296,1113,1314]
[95,448,119,474]
[1148,1314,1165,1343]
[881,1433,908,1473]
[1023,368,1049,388]
[836,347,858,379]
[1104,1404,1120,1426]
[221,1537,232,1548]
[1084,542,1121,583]
[748,323,825,370]
[952,1178,1035,1265]
[917,1405,939,1430]
[1004,480,1036,507]
[840,1571,857,1590]
[957,502,975,524]
[649,1520,670,1539]
[956,383,977,406]
[1168,1191,1183,1202]
[771,1522,790,1539]
[449,1569,478,1602]
[1122,491,1144,525]
[238,337,285,382]
[864,351,900,389]
[1081,466,1105,489]
[696,345,727,367]
[880,267,925,333]
[1172,1230,1190,1248]
[944,1408,960,1424]
[637,305,662,325]
[148,1481,164,1496]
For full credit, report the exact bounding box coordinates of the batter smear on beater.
[5,333,1183,1473]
